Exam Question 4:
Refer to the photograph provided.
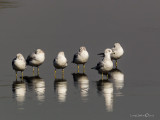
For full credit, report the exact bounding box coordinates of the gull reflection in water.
[110,68,124,96]
[24,76,45,102]
[54,79,67,103]
[12,80,26,104]
[72,73,89,102]
[97,80,113,112]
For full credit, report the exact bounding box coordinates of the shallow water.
[0,0,160,119]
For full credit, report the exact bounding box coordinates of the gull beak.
[97,53,104,57]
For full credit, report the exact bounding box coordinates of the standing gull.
[53,51,68,78]
[12,53,26,80]
[72,46,89,73]
[111,43,124,67]
[26,49,45,75]
[92,49,113,80]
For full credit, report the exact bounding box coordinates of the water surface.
[0,0,160,119]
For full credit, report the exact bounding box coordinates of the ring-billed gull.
[98,43,124,67]
[72,46,89,73]
[111,43,124,67]
[26,49,45,75]
[12,53,26,80]
[53,51,68,78]
[92,49,113,80]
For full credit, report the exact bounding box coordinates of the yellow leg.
[16,71,17,80]
[102,72,103,80]
[21,71,23,81]
[33,67,35,75]
[77,65,79,73]
[107,74,108,80]
[83,64,85,73]
[116,60,117,68]
[54,69,56,79]
[37,67,39,75]
[62,69,64,79]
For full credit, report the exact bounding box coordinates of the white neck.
[104,54,111,60]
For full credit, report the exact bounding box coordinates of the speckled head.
[36,49,44,54]
[16,53,24,60]
[79,46,87,52]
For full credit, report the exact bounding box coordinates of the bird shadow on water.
[23,75,45,102]
[12,80,26,109]
[96,79,114,112]
[54,78,67,103]
[95,67,125,112]
[72,73,89,102]
[0,0,17,9]
[110,68,124,97]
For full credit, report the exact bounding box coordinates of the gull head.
[98,48,113,57]
[58,51,65,57]
[36,49,44,54]
[114,43,121,48]
[104,48,113,55]
[16,53,25,60]
[79,46,87,52]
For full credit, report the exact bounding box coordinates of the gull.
[72,46,89,73]
[12,53,26,80]
[111,43,124,67]
[98,43,124,67]
[92,49,113,80]
[26,49,45,75]
[53,51,68,78]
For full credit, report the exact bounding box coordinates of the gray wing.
[12,58,16,68]
[96,61,104,70]
[72,53,78,63]
[26,53,36,65]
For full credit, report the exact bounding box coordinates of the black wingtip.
[91,67,96,69]
[97,53,104,55]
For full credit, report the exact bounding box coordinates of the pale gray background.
[0,0,160,120]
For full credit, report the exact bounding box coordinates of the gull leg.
[33,67,35,76]
[83,64,85,73]
[102,72,103,80]
[62,69,64,79]
[54,69,56,79]
[115,60,117,68]
[37,67,39,76]
[107,73,108,80]
[16,71,17,80]
[77,65,79,73]
[21,71,23,81]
